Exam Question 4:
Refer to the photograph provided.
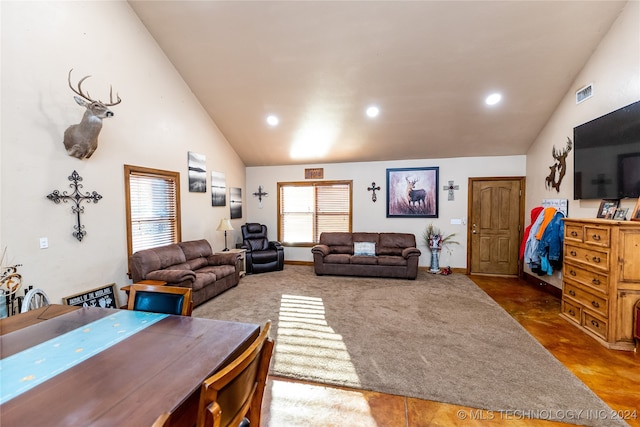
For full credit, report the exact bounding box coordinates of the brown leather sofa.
[128,239,240,307]
[311,232,421,279]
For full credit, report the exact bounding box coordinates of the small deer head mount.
[63,69,121,159]
[545,137,573,192]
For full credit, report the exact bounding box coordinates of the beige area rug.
[194,265,626,426]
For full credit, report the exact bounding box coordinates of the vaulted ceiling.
[129,1,627,167]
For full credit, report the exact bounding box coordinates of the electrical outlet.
[39,237,48,249]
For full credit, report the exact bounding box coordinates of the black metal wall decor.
[367,182,381,202]
[47,170,102,242]
[252,185,268,208]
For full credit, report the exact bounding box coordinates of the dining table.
[0,304,260,427]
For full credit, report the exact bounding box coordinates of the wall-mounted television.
[573,100,640,200]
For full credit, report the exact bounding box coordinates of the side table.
[216,248,246,277]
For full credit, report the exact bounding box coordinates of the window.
[124,165,181,257]
[278,180,352,245]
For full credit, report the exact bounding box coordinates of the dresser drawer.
[565,224,583,242]
[583,312,608,340]
[564,261,609,294]
[583,225,610,248]
[565,244,609,272]
[561,299,581,324]
[563,283,608,318]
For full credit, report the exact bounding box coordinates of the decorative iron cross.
[47,170,102,242]
[443,180,459,201]
[252,185,268,208]
[367,182,381,202]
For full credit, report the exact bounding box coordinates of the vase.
[429,246,441,273]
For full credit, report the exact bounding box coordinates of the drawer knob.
[591,319,600,328]
[569,290,576,296]
[591,301,600,308]
[569,270,577,276]
[592,234,601,241]
[592,278,600,285]
[570,250,577,256]
[592,256,601,263]
[570,231,578,237]
[568,309,575,316]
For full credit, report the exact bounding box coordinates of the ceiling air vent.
[576,83,593,104]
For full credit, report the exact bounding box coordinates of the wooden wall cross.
[47,171,102,242]
[443,180,459,201]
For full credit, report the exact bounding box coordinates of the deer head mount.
[545,137,573,192]
[63,69,121,159]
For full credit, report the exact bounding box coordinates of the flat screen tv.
[573,99,640,200]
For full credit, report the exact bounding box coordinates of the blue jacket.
[537,211,565,273]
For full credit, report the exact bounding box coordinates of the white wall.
[524,0,640,287]
[0,1,246,304]
[246,155,526,269]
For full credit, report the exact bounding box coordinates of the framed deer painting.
[386,167,439,218]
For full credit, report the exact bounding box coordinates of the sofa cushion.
[320,232,353,246]
[350,255,378,265]
[324,254,351,264]
[354,241,376,256]
[378,255,408,266]
[378,233,416,256]
[178,239,213,259]
[352,232,380,246]
[192,271,217,291]
[186,257,209,271]
[330,245,353,255]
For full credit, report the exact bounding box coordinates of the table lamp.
[216,218,234,251]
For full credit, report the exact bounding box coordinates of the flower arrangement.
[422,223,459,253]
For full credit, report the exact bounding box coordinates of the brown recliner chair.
[240,223,284,274]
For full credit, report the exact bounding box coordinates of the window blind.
[279,181,351,244]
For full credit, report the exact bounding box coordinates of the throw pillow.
[354,241,376,256]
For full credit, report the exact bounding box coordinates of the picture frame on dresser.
[596,199,619,219]
[631,198,640,222]
[613,208,629,221]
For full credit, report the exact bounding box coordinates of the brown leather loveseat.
[311,232,421,279]
[128,239,240,307]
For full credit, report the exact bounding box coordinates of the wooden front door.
[468,177,524,276]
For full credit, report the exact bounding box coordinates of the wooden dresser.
[561,218,640,351]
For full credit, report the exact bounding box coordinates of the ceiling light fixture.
[485,93,502,106]
[266,115,279,126]
[366,106,379,118]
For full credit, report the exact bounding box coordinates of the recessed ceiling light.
[266,115,279,126]
[366,106,379,118]
[485,93,502,106]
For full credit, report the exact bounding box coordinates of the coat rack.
[46,170,102,241]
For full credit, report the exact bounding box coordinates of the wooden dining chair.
[127,284,193,316]
[196,321,274,427]
[20,288,50,313]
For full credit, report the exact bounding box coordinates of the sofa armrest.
[146,269,196,284]
[311,244,330,257]
[207,252,240,266]
[402,247,422,258]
